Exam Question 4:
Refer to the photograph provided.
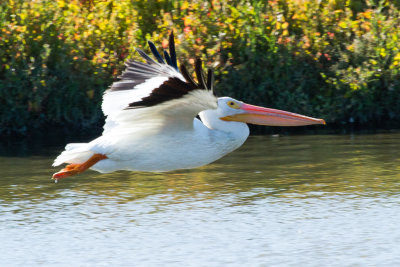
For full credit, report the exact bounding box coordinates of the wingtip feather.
[148,40,165,64]
[195,58,207,90]
[169,31,178,70]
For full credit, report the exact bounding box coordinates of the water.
[1,134,400,266]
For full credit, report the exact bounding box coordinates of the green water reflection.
[1,134,399,204]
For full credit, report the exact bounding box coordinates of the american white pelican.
[52,33,325,180]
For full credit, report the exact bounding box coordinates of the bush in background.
[1,0,400,135]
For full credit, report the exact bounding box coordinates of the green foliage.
[1,0,400,135]
[0,0,138,134]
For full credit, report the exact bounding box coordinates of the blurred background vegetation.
[1,0,400,136]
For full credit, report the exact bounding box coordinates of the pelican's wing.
[101,33,217,134]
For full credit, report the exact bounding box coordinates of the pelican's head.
[218,97,326,126]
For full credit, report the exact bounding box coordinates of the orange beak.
[220,103,326,126]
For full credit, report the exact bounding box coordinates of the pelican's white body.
[53,56,252,174]
[53,93,250,173]
[79,119,247,173]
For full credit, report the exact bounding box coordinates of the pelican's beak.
[221,103,326,126]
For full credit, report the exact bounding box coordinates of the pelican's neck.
[199,109,250,142]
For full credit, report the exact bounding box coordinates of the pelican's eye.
[227,101,240,109]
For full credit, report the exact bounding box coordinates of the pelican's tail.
[52,143,93,167]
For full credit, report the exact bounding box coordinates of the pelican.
[52,32,325,180]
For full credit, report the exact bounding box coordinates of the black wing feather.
[207,69,214,91]
[127,77,197,108]
[148,41,165,64]
[163,50,172,66]
[169,32,178,70]
[109,32,215,107]
[136,48,158,65]
[180,64,197,89]
[195,59,207,89]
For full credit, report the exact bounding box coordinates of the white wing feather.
[102,63,185,117]
[101,61,217,134]
[103,89,217,134]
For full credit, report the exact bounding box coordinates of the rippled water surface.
[1,134,400,266]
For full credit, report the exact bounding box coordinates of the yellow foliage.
[380,48,386,57]
[338,21,347,28]
[58,0,65,8]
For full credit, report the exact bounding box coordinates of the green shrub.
[1,0,400,135]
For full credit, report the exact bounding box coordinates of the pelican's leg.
[52,154,107,180]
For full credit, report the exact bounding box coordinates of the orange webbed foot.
[52,154,107,182]
[52,164,82,180]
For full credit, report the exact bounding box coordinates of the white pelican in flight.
[52,33,325,180]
